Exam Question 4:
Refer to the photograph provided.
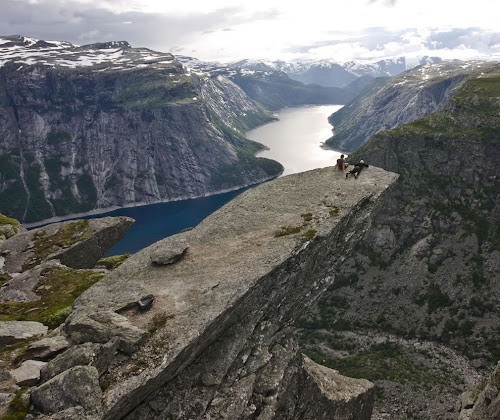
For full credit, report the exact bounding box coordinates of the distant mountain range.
[177,55,443,88]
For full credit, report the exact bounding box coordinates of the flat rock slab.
[24,335,70,361]
[10,359,47,386]
[0,321,48,347]
[66,166,397,417]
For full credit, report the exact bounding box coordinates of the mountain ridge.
[324,60,494,153]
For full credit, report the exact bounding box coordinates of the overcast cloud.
[2,0,500,62]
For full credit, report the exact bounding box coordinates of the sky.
[2,0,500,63]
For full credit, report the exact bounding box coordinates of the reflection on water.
[246,105,343,176]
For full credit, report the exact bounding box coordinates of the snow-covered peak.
[0,35,177,72]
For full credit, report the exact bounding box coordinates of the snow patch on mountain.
[0,35,176,71]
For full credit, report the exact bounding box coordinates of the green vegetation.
[105,174,118,190]
[301,213,313,222]
[47,131,71,145]
[3,388,29,420]
[416,283,452,314]
[23,220,93,270]
[147,313,171,334]
[0,267,104,329]
[353,242,390,270]
[0,153,21,181]
[274,225,302,237]
[0,213,20,238]
[0,153,28,219]
[0,272,12,287]
[304,342,461,392]
[97,253,131,270]
[115,69,199,108]
[24,164,53,222]
[76,174,97,207]
[301,229,317,239]
[329,207,340,217]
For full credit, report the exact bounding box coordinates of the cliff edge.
[20,165,397,419]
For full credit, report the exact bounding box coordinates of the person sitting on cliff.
[346,160,369,179]
[335,154,346,171]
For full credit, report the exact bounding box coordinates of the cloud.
[2,0,499,62]
[367,0,398,6]
[0,0,258,51]
[283,26,500,62]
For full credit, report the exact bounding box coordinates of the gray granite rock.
[459,362,500,420]
[40,338,120,382]
[0,216,134,274]
[0,321,48,347]
[9,360,47,386]
[0,260,62,303]
[24,336,70,361]
[150,239,189,265]
[31,366,102,415]
[65,310,147,354]
[65,166,396,419]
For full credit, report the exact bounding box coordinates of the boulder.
[31,366,102,415]
[24,335,70,361]
[0,260,62,303]
[41,338,120,382]
[0,214,25,242]
[150,238,189,265]
[9,360,47,386]
[65,310,148,354]
[0,321,48,347]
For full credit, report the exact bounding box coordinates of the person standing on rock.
[336,154,346,172]
[346,160,369,179]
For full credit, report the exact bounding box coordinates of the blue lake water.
[52,105,341,256]
[96,188,251,256]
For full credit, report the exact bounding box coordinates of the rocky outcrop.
[459,362,500,420]
[10,360,47,386]
[0,214,135,419]
[0,217,134,280]
[0,214,26,242]
[0,321,48,346]
[23,336,70,361]
[0,36,282,224]
[21,165,397,419]
[31,366,103,416]
[324,60,493,152]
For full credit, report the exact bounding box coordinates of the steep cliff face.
[301,63,500,418]
[0,36,282,223]
[324,60,492,153]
